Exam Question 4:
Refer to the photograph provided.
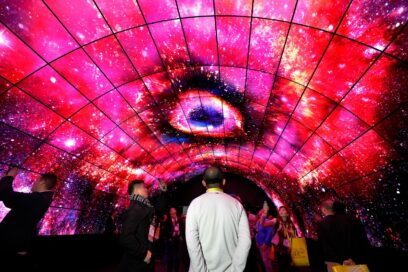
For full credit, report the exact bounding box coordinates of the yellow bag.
[290,237,310,266]
[332,264,369,272]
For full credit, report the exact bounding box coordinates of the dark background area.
[165,172,277,216]
[14,234,407,272]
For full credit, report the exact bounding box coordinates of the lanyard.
[206,188,223,193]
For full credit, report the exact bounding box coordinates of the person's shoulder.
[347,215,364,227]
[317,216,328,225]
[222,193,245,210]
[318,215,336,228]
[188,194,204,208]
[187,195,203,211]
[38,191,54,198]
[25,191,48,202]
[329,214,358,229]
[335,213,354,223]
[225,193,242,204]
[128,202,151,213]
[186,195,205,216]
[217,192,235,200]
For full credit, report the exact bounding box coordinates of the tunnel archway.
[164,172,278,214]
[0,0,407,251]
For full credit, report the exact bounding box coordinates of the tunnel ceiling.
[0,0,407,243]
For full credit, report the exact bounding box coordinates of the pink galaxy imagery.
[0,0,407,249]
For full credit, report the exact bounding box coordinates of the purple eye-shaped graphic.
[168,90,244,138]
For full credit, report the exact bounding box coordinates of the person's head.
[320,199,335,217]
[32,173,58,192]
[278,206,290,221]
[169,207,177,219]
[257,208,268,219]
[128,179,148,198]
[202,166,225,188]
[332,200,346,215]
[258,202,271,218]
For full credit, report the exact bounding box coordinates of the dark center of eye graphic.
[189,106,224,127]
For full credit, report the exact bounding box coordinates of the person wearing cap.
[185,167,251,272]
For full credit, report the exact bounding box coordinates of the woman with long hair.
[261,206,298,272]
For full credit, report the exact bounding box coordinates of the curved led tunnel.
[0,0,407,251]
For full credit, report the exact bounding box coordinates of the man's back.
[186,191,251,272]
[317,214,369,264]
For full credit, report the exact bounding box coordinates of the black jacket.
[317,214,370,264]
[119,196,154,271]
[163,216,184,241]
[0,176,54,252]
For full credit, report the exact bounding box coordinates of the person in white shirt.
[185,167,251,272]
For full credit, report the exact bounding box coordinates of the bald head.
[203,167,224,187]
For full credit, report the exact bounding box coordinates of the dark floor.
[1,235,406,272]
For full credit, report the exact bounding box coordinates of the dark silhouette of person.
[119,178,170,272]
[317,199,370,272]
[0,166,57,269]
[163,207,183,272]
[261,205,298,272]
[119,180,154,272]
